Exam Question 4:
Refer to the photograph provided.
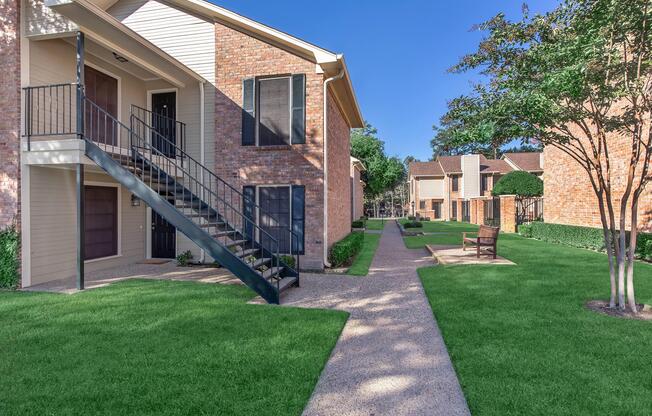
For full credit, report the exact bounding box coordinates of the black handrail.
[23,83,302,289]
[130,105,186,158]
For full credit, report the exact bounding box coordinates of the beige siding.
[418,179,444,199]
[24,0,77,38]
[29,166,146,285]
[461,155,480,198]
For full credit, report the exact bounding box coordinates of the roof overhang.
[351,157,366,172]
[46,0,207,88]
[160,0,364,127]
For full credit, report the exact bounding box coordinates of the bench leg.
[477,244,480,258]
[493,243,497,259]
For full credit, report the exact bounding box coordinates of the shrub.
[407,216,417,221]
[0,226,19,289]
[329,232,364,267]
[422,217,431,221]
[280,255,296,269]
[522,222,652,257]
[403,221,423,229]
[351,220,365,229]
[492,171,543,197]
[176,250,193,267]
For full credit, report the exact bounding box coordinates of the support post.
[76,31,85,291]
[77,163,85,290]
[76,31,85,138]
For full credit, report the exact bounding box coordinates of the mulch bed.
[586,300,652,321]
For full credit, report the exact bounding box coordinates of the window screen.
[258,77,290,146]
[84,186,118,260]
[259,186,291,253]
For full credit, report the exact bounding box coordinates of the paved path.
[282,222,470,416]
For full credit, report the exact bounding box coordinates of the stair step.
[261,267,283,280]
[278,276,298,293]
[226,239,248,249]
[249,257,271,269]
[199,222,226,228]
[213,230,237,238]
[235,248,258,259]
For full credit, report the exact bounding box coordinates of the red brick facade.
[0,0,21,230]
[214,22,351,269]
[544,135,652,232]
[327,91,352,246]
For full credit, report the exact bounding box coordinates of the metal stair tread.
[278,276,298,293]
[261,267,283,280]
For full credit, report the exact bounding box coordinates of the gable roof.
[479,155,513,174]
[155,0,364,127]
[502,152,543,172]
[409,161,444,177]
[437,155,462,174]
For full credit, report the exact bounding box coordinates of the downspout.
[199,81,206,263]
[322,69,345,268]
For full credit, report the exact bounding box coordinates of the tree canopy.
[492,171,543,197]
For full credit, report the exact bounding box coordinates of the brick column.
[500,195,517,233]
[0,0,21,229]
[476,197,486,226]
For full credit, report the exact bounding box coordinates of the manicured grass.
[0,280,348,416]
[418,233,652,415]
[347,233,381,276]
[400,220,479,249]
[365,219,386,230]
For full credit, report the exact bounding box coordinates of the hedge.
[518,222,652,258]
[403,221,423,229]
[352,220,365,229]
[329,232,364,267]
[0,226,19,289]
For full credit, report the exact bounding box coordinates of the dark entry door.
[151,209,176,259]
[259,186,291,253]
[84,66,118,146]
[151,92,176,157]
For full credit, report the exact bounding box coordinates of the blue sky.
[214,0,557,161]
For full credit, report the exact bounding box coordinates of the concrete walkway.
[282,221,470,416]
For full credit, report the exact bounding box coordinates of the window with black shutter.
[242,74,306,146]
[452,175,459,192]
[419,200,426,210]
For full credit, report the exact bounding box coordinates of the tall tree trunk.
[627,196,639,312]
[597,196,617,308]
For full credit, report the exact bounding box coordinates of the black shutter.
[291,185,305,254]
[242,78,256,146]
[291,74,306,144]
[243,186,256,241]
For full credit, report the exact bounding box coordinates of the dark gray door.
[152,207,176,259]
[151,92,176,157]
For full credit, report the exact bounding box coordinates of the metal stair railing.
[22,83,300,298]
[130,105,186,159]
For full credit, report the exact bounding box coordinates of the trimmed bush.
[519,222,652,257]
[329,232,364,267]
[351,220,365,229]
[407,216,417,221]
[403,221,423,229]
[492,171,543,197]
[176,250,193,267]
[280,255,296,269]
[0,226,19,289]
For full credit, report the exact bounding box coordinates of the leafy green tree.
[492,171,543,197]
[450,0,652,312]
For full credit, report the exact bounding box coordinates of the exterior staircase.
[24,84,300,304]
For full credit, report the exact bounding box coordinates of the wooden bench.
[463,225,500,259]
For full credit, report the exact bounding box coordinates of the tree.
[451,0,652,312]
[432,86,536,158]
[492,171,543,197]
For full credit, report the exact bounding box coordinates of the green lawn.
[365,219,386,230]
[347,233,381,276]
[0,280,348,416]
[418,231,652,415]
[400,220,479,248]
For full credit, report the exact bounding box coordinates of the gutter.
[322,69,345,268]
[199,81,206,263]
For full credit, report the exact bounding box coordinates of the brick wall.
[0,0,21,230]
[544,133,652,232]
[327,91,352,245]
[351,166,364,220]
[214,21,351,269]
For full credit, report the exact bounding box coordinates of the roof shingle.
[409,161,444,177]
[502,152,543,172]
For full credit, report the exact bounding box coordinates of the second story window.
[481,174,489,194]
[242,74,306,146]
[451,175,459,192]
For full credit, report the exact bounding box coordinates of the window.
[419,200,426,210]
[432,201,442,219]
[84,186,118,260]
[242,74,306,146]
[243,185,305,254]
[481,175,489,194]
[451,175,459,192]
[452,201,458,220]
